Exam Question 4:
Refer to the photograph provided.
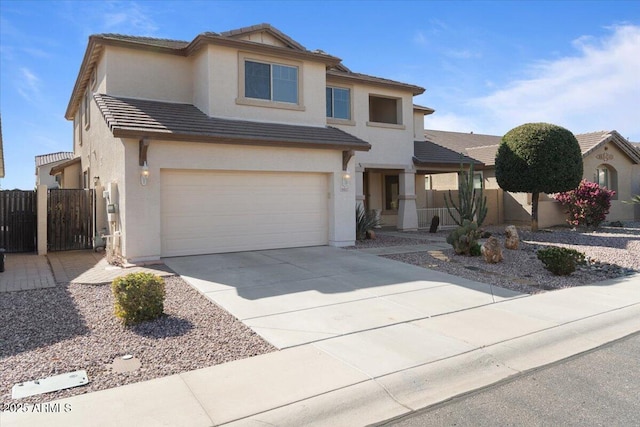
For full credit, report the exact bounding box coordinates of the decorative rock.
[481,236,503,263]
[366,229,376,240]
[505,225,520,250]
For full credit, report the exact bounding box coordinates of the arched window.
[594,164,618,199]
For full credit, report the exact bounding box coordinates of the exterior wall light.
[341,171,351,192]
[141,161,149,186]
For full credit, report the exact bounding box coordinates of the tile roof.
[35,152,75,167]
[94,94,371,151]
[414,140,483,167]
[424,130,502,166]
[91,34,189,50]
[424,129,640,167]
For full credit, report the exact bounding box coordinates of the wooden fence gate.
[47,189,94,251]
[0,190,37,253]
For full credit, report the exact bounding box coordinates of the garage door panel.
[161,171,329,256]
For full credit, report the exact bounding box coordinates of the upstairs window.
[369,95,401,125]
[326,87,350,120]
[245,60,298,104]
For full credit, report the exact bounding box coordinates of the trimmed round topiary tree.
[495,123,583,231]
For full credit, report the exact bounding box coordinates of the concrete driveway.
[164,246,524,349]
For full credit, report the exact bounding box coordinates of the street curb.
[224,302,640,426]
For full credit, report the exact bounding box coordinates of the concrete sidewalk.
[3,273,639,427]
[0,253,55,292]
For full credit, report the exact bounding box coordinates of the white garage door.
[161,170,329,257]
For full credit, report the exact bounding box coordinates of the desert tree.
[495,123,583,231]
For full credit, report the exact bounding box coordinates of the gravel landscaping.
[0,275,276,406]
[378,222,640,294]
[2,221,638,406]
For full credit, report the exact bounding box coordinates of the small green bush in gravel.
[112,272,166,325]
[537,247,585,276]
[446,220,481,255]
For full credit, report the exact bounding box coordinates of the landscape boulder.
[505,225,520,250]
[481,236,503,263]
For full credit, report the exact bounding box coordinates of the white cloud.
[413,31,427,46]
[17,67,41,102]
[469,24,640,139]
[102,2,158,35]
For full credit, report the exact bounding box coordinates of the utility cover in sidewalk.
[12,370,89,399]
[110,355,141,373]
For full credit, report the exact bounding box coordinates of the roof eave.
[327,71,425,95]
[49,157,81,175]
[412,157,485,170]
[110,127,371,152]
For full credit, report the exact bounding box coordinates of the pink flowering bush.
[554,179,615,228]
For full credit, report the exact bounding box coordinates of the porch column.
[398,171,418,231]
[355,170,365,210]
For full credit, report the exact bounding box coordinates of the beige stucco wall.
[413,111,425,141]
[61,162,81,189]
[194,45,327,126]
[118,140,354,262]
[582,143,638,221]
[74,85,127,245]
[103,46,193,103]
[329,81,415,167]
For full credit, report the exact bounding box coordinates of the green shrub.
[356,204,381,241]
[536,247,585,276]
[112,272,166,325]
[470,242,482,257]
[446,220,481,255]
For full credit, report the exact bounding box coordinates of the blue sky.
[1,0,639,190]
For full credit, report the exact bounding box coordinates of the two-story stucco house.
[63,23,458,263]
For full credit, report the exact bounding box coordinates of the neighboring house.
[34,152,74,188]
[424,129,640,227]
[61,23,460,263]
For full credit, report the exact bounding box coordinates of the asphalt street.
[381,331,640,427]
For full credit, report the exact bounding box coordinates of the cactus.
[444,162,488,227]
[446,220,481,255]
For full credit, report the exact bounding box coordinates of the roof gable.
[220,23,307,51]
[576,130,640,164]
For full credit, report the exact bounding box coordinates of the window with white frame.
[244,60,298,104]
[326,87,350,120]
